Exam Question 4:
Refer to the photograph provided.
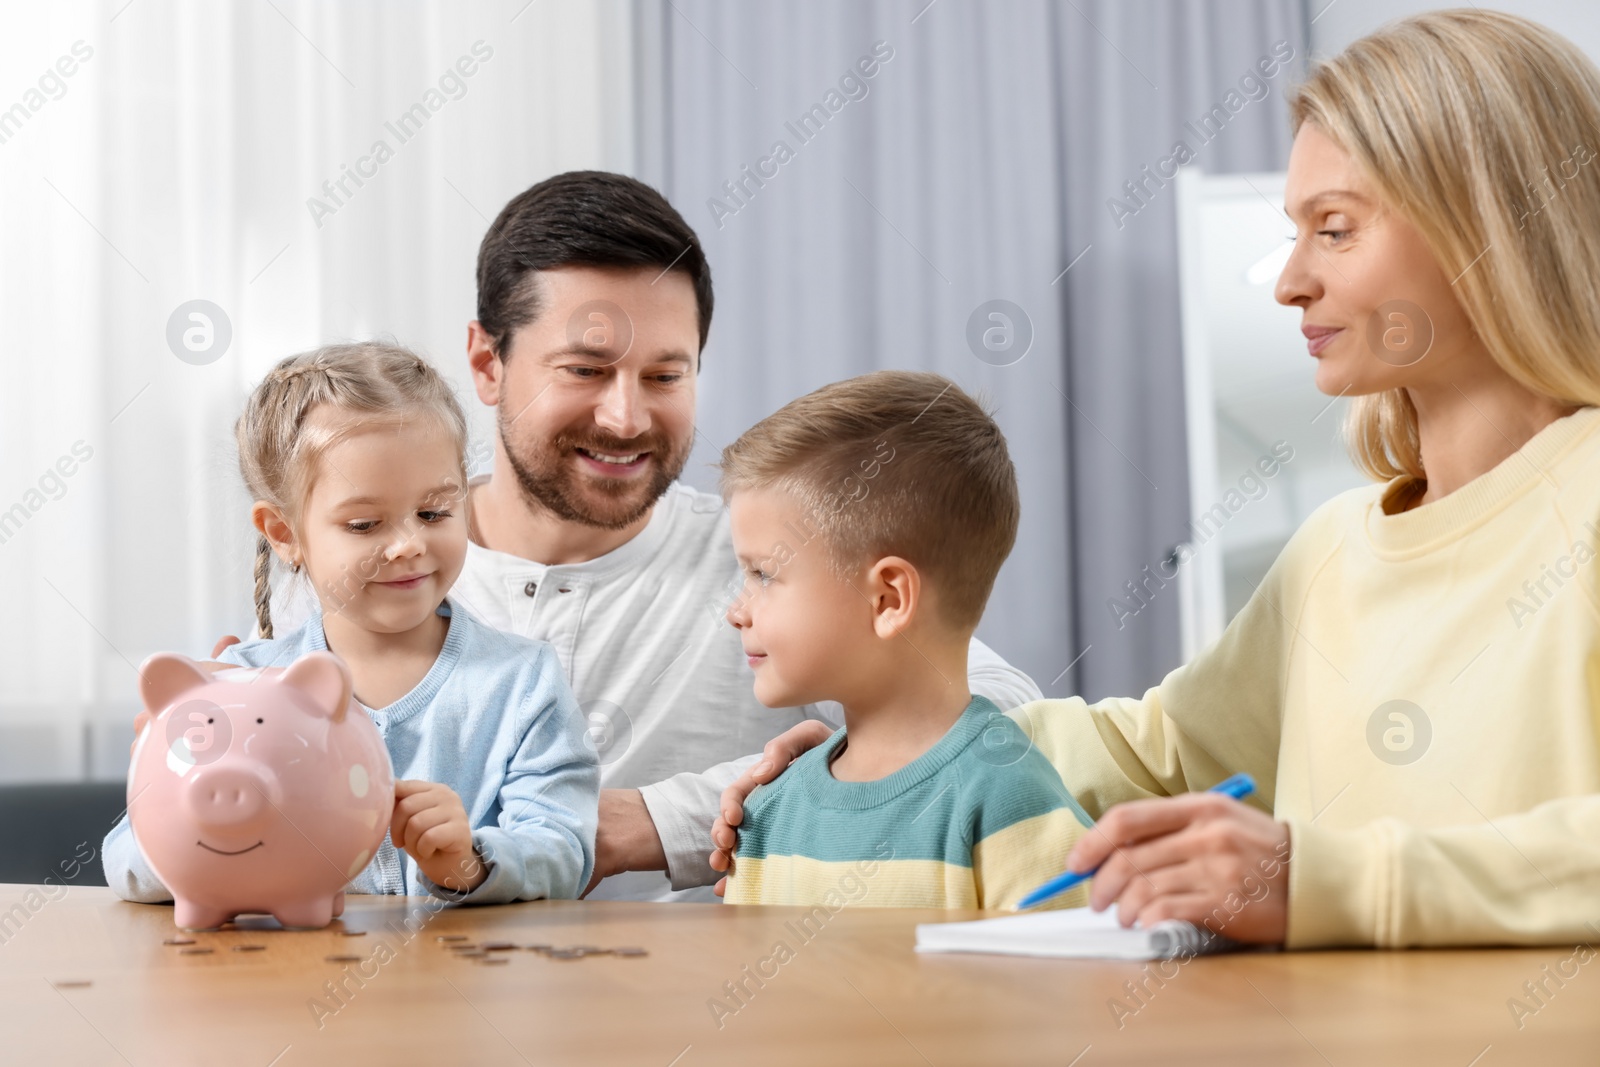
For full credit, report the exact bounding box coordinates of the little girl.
[104,342,598,905]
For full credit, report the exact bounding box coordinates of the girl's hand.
[391,779,486,893]
[1063,792,1292,945]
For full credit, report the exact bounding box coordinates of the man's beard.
[498,407,690,531]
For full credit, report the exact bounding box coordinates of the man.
[266,171,1042,900]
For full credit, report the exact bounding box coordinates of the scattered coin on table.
[324,955,364,963]
[339,930,367,937]
[52,980,92,988]
[477,957,510,966]
[178,948,215,955]
[436,935,468,942]
[162,938,196,946]
[432,941,648,960]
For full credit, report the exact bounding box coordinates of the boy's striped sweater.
[723,696,1092,911]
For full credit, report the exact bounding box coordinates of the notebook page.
[915,907,1232,960]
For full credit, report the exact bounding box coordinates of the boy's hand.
[391,779,487,894]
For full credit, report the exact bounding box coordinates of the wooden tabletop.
[2,885,1596,1066]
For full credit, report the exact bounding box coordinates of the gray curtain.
[633,0,1307,700]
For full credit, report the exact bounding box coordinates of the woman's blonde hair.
[236,341,469,638]
[1289,9,1600,480]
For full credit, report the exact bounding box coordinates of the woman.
[710,9,1600,948]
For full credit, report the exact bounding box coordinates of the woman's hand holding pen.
[1065,792,1292,944]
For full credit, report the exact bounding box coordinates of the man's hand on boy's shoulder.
[708,719,834,894]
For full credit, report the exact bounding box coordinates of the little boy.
[718,370,1090,911]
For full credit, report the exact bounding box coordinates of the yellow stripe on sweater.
[725,855,980,909]
[970,807,1091,911]
[726,807,1090,911]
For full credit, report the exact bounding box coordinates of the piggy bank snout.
[185,765,275,830]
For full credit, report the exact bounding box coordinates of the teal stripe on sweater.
[735,697,1091,867]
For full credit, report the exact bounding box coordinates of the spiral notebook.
[914,906,1238,960]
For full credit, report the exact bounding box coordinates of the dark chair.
[0,782,129,886]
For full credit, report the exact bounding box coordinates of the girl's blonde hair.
[1289,9,1600,480]
[236,342,469,638]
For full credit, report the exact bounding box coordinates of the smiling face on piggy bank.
[128,650,394,931]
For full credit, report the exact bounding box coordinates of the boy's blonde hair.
[236,342,469,638]
[718,370,1017,630]
[1289,9,1600,481]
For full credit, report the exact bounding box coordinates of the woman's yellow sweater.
[1020,405,1600,948]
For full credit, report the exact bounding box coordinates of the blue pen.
[1015,772,1257,910]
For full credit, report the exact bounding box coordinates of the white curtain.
[0,0,634,781]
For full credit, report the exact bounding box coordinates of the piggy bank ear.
[278,651,353,723]
[139,653,212,715]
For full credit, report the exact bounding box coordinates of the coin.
[324,955,364,963]
[436,935,468,942]
[455,951,488,959]
[447,944,480,952]
[480,941,517,951]
[339,930,367,937]
[162,938,196,946]
[547,949,584,960]
[232,945,267,953]
[179,948,215,955]
[477,957,510,966]
[613,947,648,957]
[52,980,91,988]
[524,944,552,952]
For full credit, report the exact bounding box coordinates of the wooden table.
[2,884,1597,1065]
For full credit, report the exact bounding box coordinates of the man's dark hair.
[475,171,713,358]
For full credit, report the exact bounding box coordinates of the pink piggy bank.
[128,650,394,931]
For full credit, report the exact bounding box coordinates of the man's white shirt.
[270,478,1043,901]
